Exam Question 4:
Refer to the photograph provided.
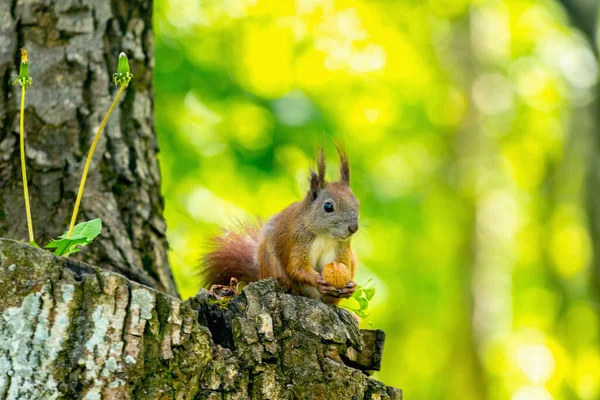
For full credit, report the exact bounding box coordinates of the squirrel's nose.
[348,223,359,234]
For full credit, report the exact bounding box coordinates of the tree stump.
[0,239,402,399]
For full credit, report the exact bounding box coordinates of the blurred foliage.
[154,0,599,398]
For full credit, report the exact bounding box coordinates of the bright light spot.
[295,0,333,15]
[278,16,307,41]
[549,216,591,279]
[575,351,600,400]
[164,0,202,30]
[184,92,221,124]
[186,187,246,223]
[559,45,598,89]
[180,92,222,154]
[239,24,294,98]
[329,8,369,41]
[472,262,513,339]
[363,108,381,123]
[471,4,510,64]
[227,101,273,150]
[515,344,555,384]
[372,154,414,199]
[341,88,397,132]
[316,8,386,74]
[517,5,555,42]
[223,0,257,18]
[349,44,386,73]
[578,373,599,400]
[510,57,549,97]
[473,73,514,115]
[508,57,562,111]
[477,190,520,241]
[511,386,553,400]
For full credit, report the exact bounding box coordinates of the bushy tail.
[199,224,261,287]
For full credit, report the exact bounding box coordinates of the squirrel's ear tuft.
[317,146,326,184]
[337,146,350,185]
[309,147,326,201]
[309,169,320,201]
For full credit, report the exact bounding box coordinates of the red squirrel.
[200,148,359,304]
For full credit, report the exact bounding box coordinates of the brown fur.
[199,148,359,304]
[199,224,261,287]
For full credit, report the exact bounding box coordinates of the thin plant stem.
[19,84,34,243]
[68,85,126,237]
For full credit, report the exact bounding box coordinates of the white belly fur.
[309,235,338,273]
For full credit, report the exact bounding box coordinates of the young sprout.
[13,48,35,244]
[67,52,132,237]
[340,279,376,320]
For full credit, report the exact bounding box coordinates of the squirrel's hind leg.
[257,239,293,289]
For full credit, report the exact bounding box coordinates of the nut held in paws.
[322,262,351,289]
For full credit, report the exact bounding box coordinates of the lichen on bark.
[0,238,401,399]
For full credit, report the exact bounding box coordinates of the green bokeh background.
[153,0,600,398]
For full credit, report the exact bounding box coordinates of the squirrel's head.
[304,147,360,240]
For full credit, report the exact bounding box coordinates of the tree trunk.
[557,0,598,54]
[0,239,402,399]
[556,0,600,298]
[0,0,178,298]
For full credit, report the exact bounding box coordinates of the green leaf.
[45,218,102,257]
[340,279,377,320]
[354,309,370,318]
[360,278,373,287]
[339,304,370,319]
[65,218,102,240]
[45,236,87,257]
[355,296,368,310]
[363,287,375,301]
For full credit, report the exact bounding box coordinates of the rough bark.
[0,238,402,399]
[0,0,177,297]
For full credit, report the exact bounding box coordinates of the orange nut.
[322,262,351,289]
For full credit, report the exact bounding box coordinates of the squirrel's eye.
[324,202,334,213]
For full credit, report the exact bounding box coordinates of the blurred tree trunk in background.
[0,0,178,298]
[557,0,598,55]
[557,0,600,297]
[439,16,489,400]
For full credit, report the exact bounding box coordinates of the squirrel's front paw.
[338,281,357,298]
[317,277,342,297]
